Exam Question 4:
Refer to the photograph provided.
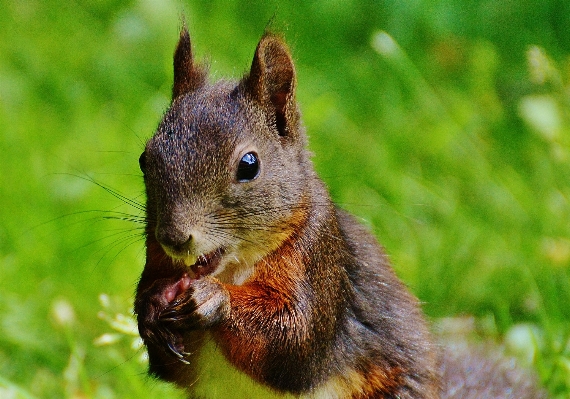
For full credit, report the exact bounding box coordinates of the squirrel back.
[134,28,543,398]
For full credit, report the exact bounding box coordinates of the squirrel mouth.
[190,248,224,278]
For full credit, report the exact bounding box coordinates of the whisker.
[59,173,147,212]
[102,215,148,224]
[210,202,313,219]
[74,229,143,252]
[203,226,258,246]
[90,233,145,273]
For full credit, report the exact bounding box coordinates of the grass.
[1,0,570,397]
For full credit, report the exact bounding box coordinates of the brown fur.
[134,27,543,399]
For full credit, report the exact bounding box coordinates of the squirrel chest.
[186,333,389,399]
[133,27,539,399]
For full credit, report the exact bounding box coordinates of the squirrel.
[134,27,544,399]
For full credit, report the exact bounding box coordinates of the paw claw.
[167,341,191,364]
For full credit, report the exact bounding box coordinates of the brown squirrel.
[134,27,544,399]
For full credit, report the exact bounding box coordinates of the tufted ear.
[172,26,207,100]
[242,34,297,137]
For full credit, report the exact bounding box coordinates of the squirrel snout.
[155,225,192,254]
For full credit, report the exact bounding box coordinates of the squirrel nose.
[156,226,192,252]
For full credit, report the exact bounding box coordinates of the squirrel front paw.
[135,274,230,362]
[160,276,231,329]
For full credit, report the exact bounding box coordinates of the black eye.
[139,151,147,174]
[236,152,260,182]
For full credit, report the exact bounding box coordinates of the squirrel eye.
[236,152,260,182]
[139,151,147,174]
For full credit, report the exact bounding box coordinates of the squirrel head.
[140,27,313,283]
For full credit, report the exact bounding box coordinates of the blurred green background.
[1,0,570,398]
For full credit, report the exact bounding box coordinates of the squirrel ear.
[172,26,207,100]
[243,34,297,137]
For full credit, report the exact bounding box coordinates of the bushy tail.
[439,342,545,399]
